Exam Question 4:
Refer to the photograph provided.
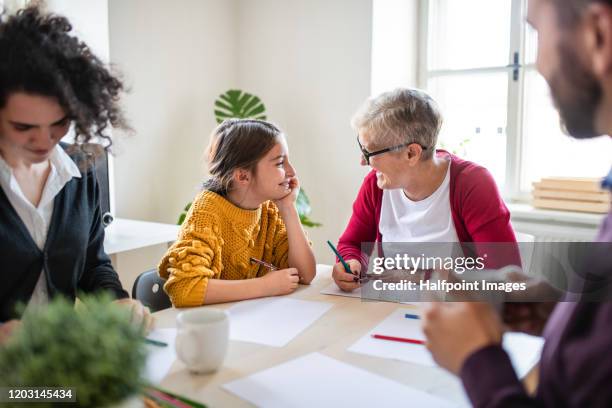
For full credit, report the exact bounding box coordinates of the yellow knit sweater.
[158,190,289,307]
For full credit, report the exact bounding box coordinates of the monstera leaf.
[214,89,267,124]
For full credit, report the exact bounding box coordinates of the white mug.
[175,308,229,374]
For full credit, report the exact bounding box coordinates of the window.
[420,0,612,199]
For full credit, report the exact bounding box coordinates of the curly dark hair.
[0,5,128,154]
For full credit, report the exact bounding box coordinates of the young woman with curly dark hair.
[0,6,152,337]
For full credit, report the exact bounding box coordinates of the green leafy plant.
[177,89,322,228]
[177,202,192,225]
[297,189,322,227]
[0,295,147,408]
[214,89,266,124]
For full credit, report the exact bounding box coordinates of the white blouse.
[0,145,81,309]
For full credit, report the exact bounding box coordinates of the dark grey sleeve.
[78,169,129,300]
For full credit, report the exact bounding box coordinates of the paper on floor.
[222,352,454,408]
[228,297,333,347]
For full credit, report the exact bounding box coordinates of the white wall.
[3,0,377,278]
[371,0,419,94]
[236,0,373,262]
[106,0,239,279]
[108,0,374,262]
[108,0,238,224]
[1,0,27,15]
[46,0,110,63]
[2,1,109,63]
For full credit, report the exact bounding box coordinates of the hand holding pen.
[251,257,300,296]
[327,240,362,293]
[250,257,278,271]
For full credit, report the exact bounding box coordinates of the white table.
[152,265,472,407]
[104,218,180,293]
[104,218,180,255]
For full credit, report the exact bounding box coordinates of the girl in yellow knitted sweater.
[158,119,316,307]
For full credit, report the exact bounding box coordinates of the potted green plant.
[0,295,147,408]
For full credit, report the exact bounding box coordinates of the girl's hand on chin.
[274,176,300,211]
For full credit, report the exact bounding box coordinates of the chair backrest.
[515,232,535,243]
[61,142,113,227]
[132,269,172,312]
[515,232,536,276]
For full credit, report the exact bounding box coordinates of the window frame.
[418,0,535,201]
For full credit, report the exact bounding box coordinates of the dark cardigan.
[0,146,128,322]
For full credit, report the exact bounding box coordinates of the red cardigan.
[337,151,519,269]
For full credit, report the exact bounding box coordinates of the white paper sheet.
[228,298,333,347]
[349,308,544,378]
[320,281,417,306]
[320,282,362,298]
[503,332,545,378]
[143,328,177,384]
[222,352,454,408]
[348,308,435,366]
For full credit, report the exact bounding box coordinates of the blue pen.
[404,313,420,320]
[326,240,356,276]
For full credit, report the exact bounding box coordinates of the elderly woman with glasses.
[333,88,518,292]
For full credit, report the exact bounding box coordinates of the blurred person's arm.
[0,320,20,345]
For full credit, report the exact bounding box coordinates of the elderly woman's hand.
[332,259,361,292]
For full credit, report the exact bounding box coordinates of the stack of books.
[532,177,611,214]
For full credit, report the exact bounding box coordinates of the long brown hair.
[203,119,282,195]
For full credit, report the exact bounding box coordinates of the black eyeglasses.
[357,135,428,165]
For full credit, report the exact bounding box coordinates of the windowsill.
[507,202,606,227]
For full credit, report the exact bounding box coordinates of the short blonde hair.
[351,88,442,160]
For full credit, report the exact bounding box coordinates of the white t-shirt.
[0,145,81,310]
[379,161,458,243]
